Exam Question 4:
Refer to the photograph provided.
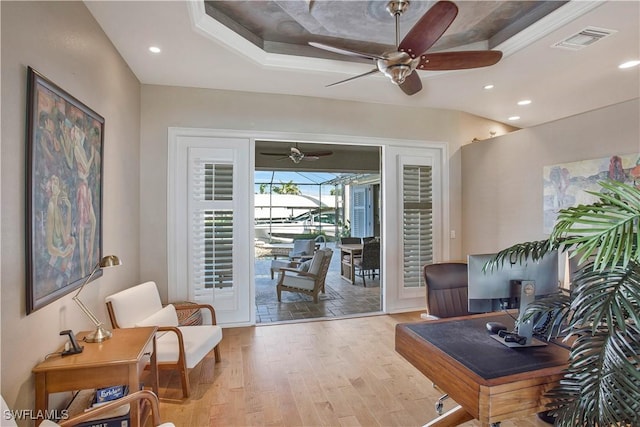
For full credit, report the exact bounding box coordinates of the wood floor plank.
[155,313,554,426]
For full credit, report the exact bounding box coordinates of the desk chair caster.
[435,394,447,415]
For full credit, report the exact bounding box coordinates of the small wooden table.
[32,327,158,427]
[396,312,568,426]
[338,243,362,284]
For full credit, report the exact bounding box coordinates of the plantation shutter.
[402,165,433,289]
[189,153,235,302]
[351,186,368,237]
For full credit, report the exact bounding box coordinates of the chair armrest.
[173,303,217,325]
[158,325,185,346]
[57,390,164,427]
[280,268,317,279]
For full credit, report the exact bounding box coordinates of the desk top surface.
[404,313,569,380]
[33,327,156,372]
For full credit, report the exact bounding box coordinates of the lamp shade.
[99,255,121,269]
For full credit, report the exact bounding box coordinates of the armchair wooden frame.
[277,249,332,303]
[57,390,166,427]
[106,301,220,398]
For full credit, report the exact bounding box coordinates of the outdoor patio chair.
[288,239,317,262]
[353,240,380,287]
[277,248,333,303]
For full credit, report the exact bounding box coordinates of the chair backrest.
[340,237,361,244]
[423,263,471,318]
[1,395,17,427]
[307,249,327,275]
[105,281,164,328]
[316,249,333,287]
[290,239,316,257]
[360,240,380,269]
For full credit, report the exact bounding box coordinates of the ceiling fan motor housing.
[386,0,410,17]
[377,51,418,84]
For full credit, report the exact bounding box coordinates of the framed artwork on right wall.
[543,153,640,234]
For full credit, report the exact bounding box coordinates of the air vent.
[552,26,617,51]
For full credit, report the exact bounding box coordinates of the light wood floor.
[154,312,553,427]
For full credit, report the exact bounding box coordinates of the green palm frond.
[551,180,640,271]
[548,325,640,427]
[483,239,559,272]
[570,261,640,334]
[521,292,572,340]
[486,180,640,425]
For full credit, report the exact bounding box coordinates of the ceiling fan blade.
[398,72,422,96]
[261,152,289,156]
[399,1,458,58]
[326,68,380,87]
[305,151,333,157]
[418,50,503,71]
[309,42,386,61]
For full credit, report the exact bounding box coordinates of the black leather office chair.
[423,262,471,414]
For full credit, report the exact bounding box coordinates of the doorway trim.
[168,127,449,325]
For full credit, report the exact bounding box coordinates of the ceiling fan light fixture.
[383,64,413,85]
[289,153,304,163]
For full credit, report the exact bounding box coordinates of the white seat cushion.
[307,250,326,275]
[135,304,179,328]
[156,325,223,368]
[281,275,316,290]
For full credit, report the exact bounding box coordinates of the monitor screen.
[467,250,560,313]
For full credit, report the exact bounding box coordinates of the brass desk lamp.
[72,255,121,343]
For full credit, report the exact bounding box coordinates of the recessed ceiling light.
[619,60,640,69]
[149,46,161,54]
[483,84,494,90]
[508,116,521,121]
[517,99,532,106]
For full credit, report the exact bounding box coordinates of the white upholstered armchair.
[105,281,222,398]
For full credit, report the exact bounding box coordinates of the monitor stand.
[493,280,548,348]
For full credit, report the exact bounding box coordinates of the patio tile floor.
[255,242,382,324]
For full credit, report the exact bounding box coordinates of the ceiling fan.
[309,0,503,96]
[260,144,333,164]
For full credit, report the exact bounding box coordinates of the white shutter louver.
[351,187,367,237]
[191,160,234,299]
[402,165,433,288]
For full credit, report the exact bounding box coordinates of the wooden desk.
[395,312,568,427]
[338,243,362,284]
[33,327,158,427]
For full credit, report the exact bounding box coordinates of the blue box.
[73,411,130,427]
[74,389,130,427]
[95,385,127,403]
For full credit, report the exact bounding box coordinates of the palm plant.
[487,180,640,426]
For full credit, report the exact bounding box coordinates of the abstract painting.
[543,153,640,234]
[26,67,104,313]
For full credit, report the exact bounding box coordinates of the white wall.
[140,84,513,301]
[1,1,141,417]
[461,99,640,256]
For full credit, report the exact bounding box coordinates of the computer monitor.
[467,250,560,313]
[468,250,560,346]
